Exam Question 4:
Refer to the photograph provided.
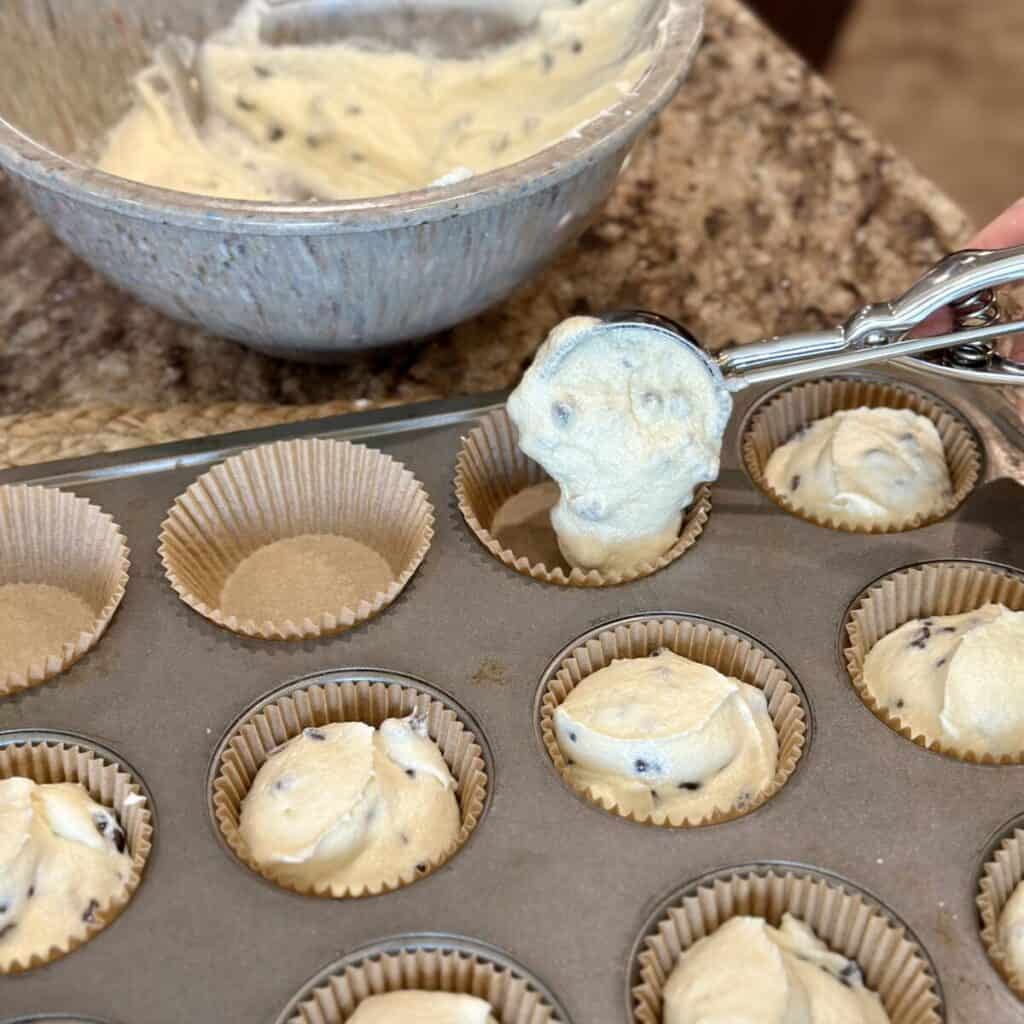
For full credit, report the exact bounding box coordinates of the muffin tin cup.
[629,861,944,1024]
[159,438,434,640]
[209,669,491,899]
[842,559,1024,763]
[977,812,1024,1002]
[0,730,154,974]
[740,375,983,533]
[274,933,570,1024]
[454,408,711,587]
[535,613,808,827]
[0,485,129,697]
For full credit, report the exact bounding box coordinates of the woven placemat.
[0,400,412,470]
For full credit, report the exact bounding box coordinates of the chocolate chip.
[345,104,363,115]
[899,432,915,443]
[267,124,285,143]
[650,788,659,801]
[82,898,100,924]
[304,728,326,741]
[350,151,365,163]
[634,758,652,774]
[253,65,272,78]
[0,923,15,940]
[416,863,428,872]
[112,826,126,854]
[935,657,948,668]
[306,134,321,149]
[399,833,409,845]
[235,95,256,112]
[839,961,862,988]
[790,474,801,491]
[568,731,578,743]
[909,625,932,650]
[565,757,575,766]
[651,647,668,658]
[571,39,584,53]
[895,698,905,709]
[27,886,34,899]
[940,626,957,634]
[405,768,416,779]
[0,902,7,914]
[678,781,701,791]
[94,814,108,835]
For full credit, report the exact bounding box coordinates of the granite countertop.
[0,0,975,417]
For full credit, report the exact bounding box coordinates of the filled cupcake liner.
[210,672,489,898]
[0,733,154,973]
[631,864,944,1024]
[454,408,711,587]
[977,814,1024,1001]
[159,438,434,639]
[741,376,983,533]
[0,485,129,697]
[277,934,567,1024]
[843,560,1024,763]
[537,615,807,827]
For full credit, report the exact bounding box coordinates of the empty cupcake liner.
[209,669,490,898]
[0,485,129,698]
[536,614,808,827]
[630,862,944,1024]
[741,375,983,533]
[159,438,433,639]
[0,731,154,973]
[454,408,711,587]
[977,813,1024,1001]
[275,933,569,1024]
[842,559,1024,763]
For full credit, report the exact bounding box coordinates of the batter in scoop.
[0,778,133,964]
[239,716,460,891]
[553,650,777,820]
[507,316,732,573]
[763,407,952,528]
[862,604,1024,757]
[664,914,890,1023]
[97,0,654,200]
[1000,880,1024,981]
[348,991,497,1023]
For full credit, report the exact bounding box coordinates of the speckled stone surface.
[0,0,975,416]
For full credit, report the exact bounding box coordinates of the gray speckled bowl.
[0,0,702,360]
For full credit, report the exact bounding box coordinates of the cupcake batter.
[1000,879,1024,980]
[0,583,96,680]
[348,991,497,1023]
[553,650,777,820]
[239,715,460,891]
[763,406,952,528]
[862,604,1024,757]
[219,534,395,626]
[0,778,133,965]
[97,0,654,200]
[507,317,732,573]
[664,914,890,1023]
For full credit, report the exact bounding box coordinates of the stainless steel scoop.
[593,246,1024,391]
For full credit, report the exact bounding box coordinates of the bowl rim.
[0,0,703,233]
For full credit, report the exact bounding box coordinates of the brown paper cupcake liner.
[209,669,490,898]
[741,375,983,533]
[536,614,807,827]
[159,438,433,640]
[978,813,1024,1001]
[0,485,129,698]
[843,559,1024,763]
[454,408,711,587]
[630,863,944,1024]
[0,731,154,973]
[276,933,569,1024]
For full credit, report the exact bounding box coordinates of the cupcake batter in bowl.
[0,778,133,965]
[98,0,656,200]
[348,991,497,1022]
[663,914,890,1023]
[863,604,1024,758]
[239,715,460,891]
[763,407,953,528]
[553,650,777,820]
[507,316,732,573]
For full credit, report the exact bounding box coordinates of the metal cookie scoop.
[578,246,1024,391]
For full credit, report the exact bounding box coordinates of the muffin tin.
[0,367,1021,1023]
